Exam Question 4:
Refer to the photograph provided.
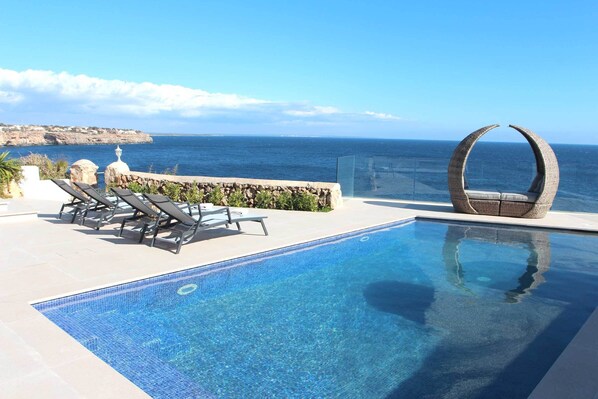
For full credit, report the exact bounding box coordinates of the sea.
[7,135,598,213]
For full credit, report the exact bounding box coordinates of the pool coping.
[528,307,598,399]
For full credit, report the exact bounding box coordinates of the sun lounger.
[73,182,133,229]
[111,188,227,243]
[111,188,195,243]
[144,193,268,254]
[51,179,90,222]
[111,188,165,242]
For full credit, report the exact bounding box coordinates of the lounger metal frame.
[51,179,89,222]
[73,182,132,229]
[144,193,268,254]
[111,188,185,243]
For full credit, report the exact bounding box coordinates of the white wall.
[18,166,71,201]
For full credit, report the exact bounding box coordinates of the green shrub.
[18,153,68,179]
[146,183,159,194]
[208,185,225,205]
[127,181,144,193]
[183,183,204,204]
[275,191,294,210]
[162,182,182,201]
[0,151,22,197]
[293,191,319,211]
[255,190,274,209]
[227,189,247,207]
[54,159,69,178]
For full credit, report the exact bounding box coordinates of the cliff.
[0,123,153,146]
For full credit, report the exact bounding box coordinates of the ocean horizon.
[8,135,598,213]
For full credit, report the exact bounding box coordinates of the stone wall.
[115,171,342,210]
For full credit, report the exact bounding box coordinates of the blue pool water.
[34,221,598,398]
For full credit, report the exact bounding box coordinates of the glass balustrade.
[337,155,598,213]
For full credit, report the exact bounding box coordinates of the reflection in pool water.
[442,224,551,303]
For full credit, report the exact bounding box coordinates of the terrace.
[1,196,598,398]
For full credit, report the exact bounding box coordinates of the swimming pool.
[34,220,598,398]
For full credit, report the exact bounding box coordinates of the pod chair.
[447,124,559,218]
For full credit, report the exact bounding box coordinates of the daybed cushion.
[500,192,539,202]
[465,190,501,200]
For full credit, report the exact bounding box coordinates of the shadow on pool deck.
[364,200,455,213]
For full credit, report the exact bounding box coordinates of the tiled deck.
[1,197,597,398]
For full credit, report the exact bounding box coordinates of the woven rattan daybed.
[448,124,559,219]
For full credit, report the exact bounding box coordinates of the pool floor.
[34,221,598,398]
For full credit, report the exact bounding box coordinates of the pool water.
[34,221,598,398]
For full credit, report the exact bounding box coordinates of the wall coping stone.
[127,171,341,190]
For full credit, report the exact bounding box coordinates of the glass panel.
[336,155,355,198]
[349,156,450,202]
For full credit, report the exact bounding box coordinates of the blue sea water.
[8,135,598,211]
[34,221,598,398]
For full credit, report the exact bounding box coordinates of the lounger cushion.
[465,190,501,200]
[500,192,538,202]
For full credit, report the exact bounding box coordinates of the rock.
[70,159,99,186]
[329,184,343,209]
[105,161,130,185]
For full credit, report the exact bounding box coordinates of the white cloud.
[0,68,265,116]
[0,68,402,127]
[285,106,339,117]
[364,111,401,120]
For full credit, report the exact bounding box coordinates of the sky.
[0,1,596,143]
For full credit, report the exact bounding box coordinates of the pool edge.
[528,307,598,399]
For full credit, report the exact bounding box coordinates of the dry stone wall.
[116,171,342,210]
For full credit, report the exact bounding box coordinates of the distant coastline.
[148,133,223,137]
[0,123,152,146]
